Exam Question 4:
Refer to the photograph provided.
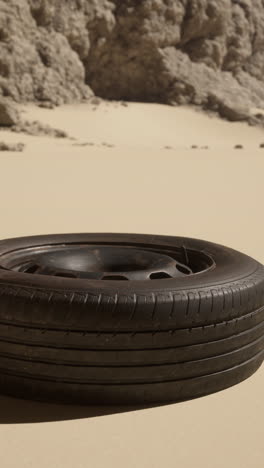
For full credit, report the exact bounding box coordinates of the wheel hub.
[0,244,195,280]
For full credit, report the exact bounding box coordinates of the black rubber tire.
[0,353,262,405]
[0,321,263,366]
[0,233,263,405]
[0,335,262,383]
[0,233,264,332]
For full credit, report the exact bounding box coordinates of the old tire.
[0,233,263,405]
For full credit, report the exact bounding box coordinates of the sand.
[0,102,263,468]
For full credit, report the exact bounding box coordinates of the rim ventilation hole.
[149,272,172,279]
[102,275,129,281]
[176,264,191,275]
[23,264,39,274]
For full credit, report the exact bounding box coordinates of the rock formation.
[0,0,264,122]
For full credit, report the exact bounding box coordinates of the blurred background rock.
[0,0,264,123]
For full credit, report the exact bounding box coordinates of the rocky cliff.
[1,0,264,121]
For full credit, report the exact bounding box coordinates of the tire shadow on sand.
[0,394,164,424]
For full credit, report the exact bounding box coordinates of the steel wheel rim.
[0,242,215,281]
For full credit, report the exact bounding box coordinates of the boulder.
[0,98,20,126]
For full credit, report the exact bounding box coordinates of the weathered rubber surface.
[0,233,263,405]
[0,353,262,405]
[0,305,262,350]
[0,335,262,383]
[0,321,263,366]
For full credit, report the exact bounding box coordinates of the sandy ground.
[0,102,263,468]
